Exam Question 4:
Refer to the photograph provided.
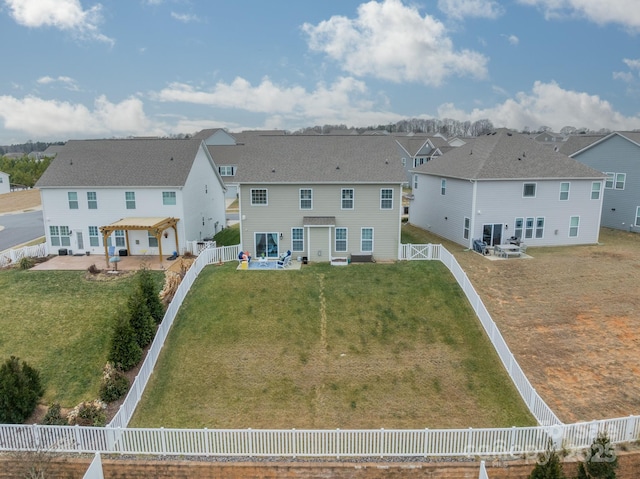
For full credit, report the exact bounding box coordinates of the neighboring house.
[564,131,640,233]
[42,144,67,158]
[213,135,406,262]
[394,135,451,184]
[409,129,606,249]
[0,171,10,195]
[36,138,226,261]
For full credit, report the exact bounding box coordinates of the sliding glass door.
[255,232,279,258]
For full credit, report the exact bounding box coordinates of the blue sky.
[0,0,639,144]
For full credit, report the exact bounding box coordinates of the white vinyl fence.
[1,243,638,460]
[0,242,48,268]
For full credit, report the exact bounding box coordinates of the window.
[341,188,354,209]
[89,226,99,247]
[514,218,523,240]
[523,183,536,197]
[380,188,393,209]
[125,191,136,209]
[525,217,534,239]
[535,217,545,239]
[255,232,279,258]
[299,189,312,210]
[163,191,176,205]
[605,172,615,189]
[251,189,267,205]
[68,192,78,209]
[401,158,406,167]
[335,227,347,252]
[87,191,97,209]
[440,179,446,195]
[463,217,470,240]
[413,174,418,189]
[636,207,640,227]
[291,228,304,252]
[50,226,70,247]
[114,230,125,247]
[361,228,373,252]
[569,216,580,237]
[591,182,601,200]
[148,232,158,248]
[559,182,569,201]
[218,166,235,176]
[615,173,626,190]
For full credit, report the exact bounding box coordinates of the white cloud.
[623,58,640,70]
[0,95,164,140]
[37,75,80,91]
[3,0,113,44]
[438,0,504,19]
[613,71,634,83]
[301,0,488,86]
[505,34,519,45]
[171,12,200,23]
[437,81,640,131]
[517,0,640,31]
[151,76,404,128]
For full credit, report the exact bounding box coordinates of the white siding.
[0,171,9,194]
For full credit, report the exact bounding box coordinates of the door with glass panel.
[255,232,279,258]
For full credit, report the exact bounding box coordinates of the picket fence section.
[1,242,638,460]
[0,242,48,268]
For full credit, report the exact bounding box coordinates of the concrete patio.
[30,253,189,272]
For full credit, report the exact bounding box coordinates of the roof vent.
[469,149,472,155]
[523,151,526,157]
[385,159,389,164]
[170,156,173,161]
[69,160,73,165]
[506,132,512,136]
[271,168,276,173]
[336,165,340,170]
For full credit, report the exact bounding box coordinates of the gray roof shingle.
[414,129,605,180]
[36,138,207,188]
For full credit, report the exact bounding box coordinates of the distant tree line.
[0,140,63,156]
[0,156,52,188]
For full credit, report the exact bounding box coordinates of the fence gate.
[408,244,432,260]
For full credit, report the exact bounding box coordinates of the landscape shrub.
[127,286,156,348]
[108,316,142,371]
[529,439,566,478]
[67,400,106,427]
[137,266,164,323]
[18,257,35,270]
[576,432,618,478]
[41,403,67,425]
[0,356,44,423]
[99,363,129,403]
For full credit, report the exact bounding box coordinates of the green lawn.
[0,269,163,406]
[131,261,535,429]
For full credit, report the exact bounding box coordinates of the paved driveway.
[0,210,44,252]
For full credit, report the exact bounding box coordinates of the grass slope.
[131,261,534,429]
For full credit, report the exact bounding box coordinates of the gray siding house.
[564,132,640,233]
[409,129,606,248]
[214,135,406,262]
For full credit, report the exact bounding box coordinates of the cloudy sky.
[0,0,639,144]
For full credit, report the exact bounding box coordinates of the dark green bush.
[576,432,618,479]
[18,257,35,270]
[529,439,565,479]
[99,363,129,403]
[128,286,156,348]
[137,267,165,323]
[108,316,142,371]
[0,356,44,423]
[41,403,67,425]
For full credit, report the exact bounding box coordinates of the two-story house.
[409,129,606,248]
[36,138,226,264]
[211,135,406,262]
[0,171,9,195]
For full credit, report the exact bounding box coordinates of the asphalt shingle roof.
[36,138,207,188]
[210,135,406,184]
[558,134,605,156]
[413,129,605,180]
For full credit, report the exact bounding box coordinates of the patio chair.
[277,250,292,269]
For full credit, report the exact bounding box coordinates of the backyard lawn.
[131,261,535,429]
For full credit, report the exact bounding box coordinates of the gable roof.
[36,138,213,188]
[211,135,405,184]
[558,134,605,156]
[566,131,640,157]
[413,129,605,180]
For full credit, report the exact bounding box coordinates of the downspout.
[469,180,478,250]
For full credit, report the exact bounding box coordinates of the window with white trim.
[591,182,601,200]
[218,166,235,176]
[251,189,267,205]
[535,217,545,238]
[463,217,470,240]
[341,188,354,209]
[615,173,626,190]
[292,227,304,252]
[559,182,569,201]
[125,191,136,209]
[523,183,536,197]
[605,172,614,189]
[514,218,523,240]
[636,207,640,227]
[114,230,125,247]
[525,217,534,239]
[50,226,71,247]
[569,216,580,237]
[299,189,312,210]
[335,227,347,252]
[68,192,78,209]
[380,188,393,209]
[163,191,176,205]
[89,226,99,247]
[148,231,158,248]
[440,179,446,195]
[413,174,418,189]
[361,227,373,252]
[87,191,97,209]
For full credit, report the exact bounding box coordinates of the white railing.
[184,240,217,256]
[399,243,441,260]
[2,242,637,460]
[0,242,48,268]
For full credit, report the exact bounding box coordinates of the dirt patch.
[427,227,640,423]
[0,189,41,214]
